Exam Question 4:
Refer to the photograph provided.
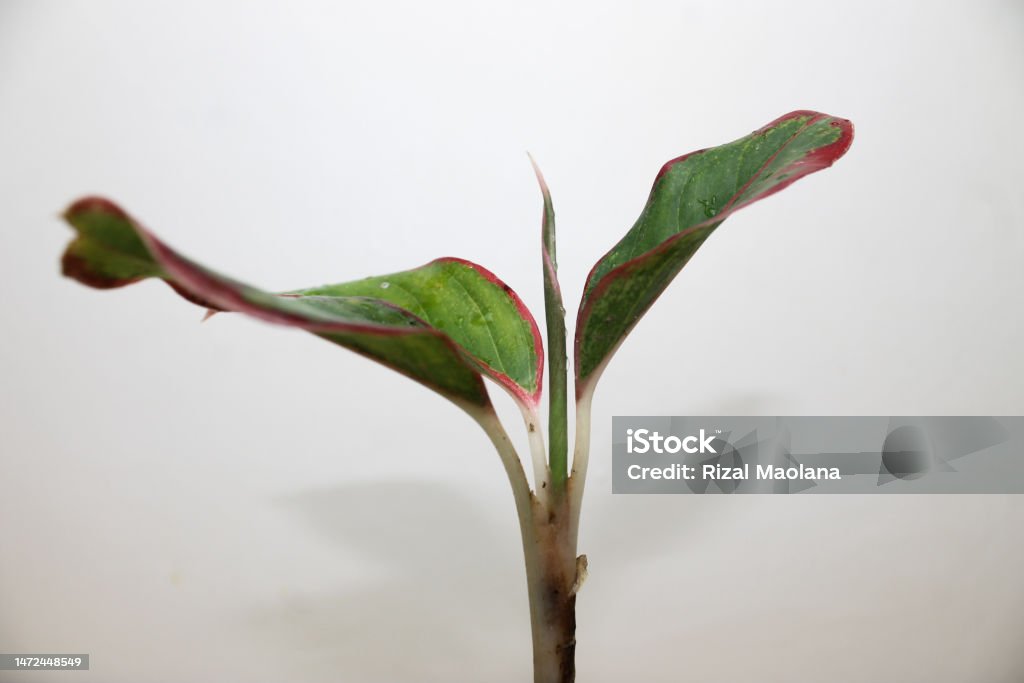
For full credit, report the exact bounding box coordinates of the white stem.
[472,405,564,681]
[520,404,551,506]
[567,382,595,553]
[472,406,535,529]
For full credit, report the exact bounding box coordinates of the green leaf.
[289,259,543,406]
[60,197,543,411]
[575,110,854,392]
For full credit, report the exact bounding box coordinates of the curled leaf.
[61,198,543,411]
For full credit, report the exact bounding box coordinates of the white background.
[2,1,1023,681]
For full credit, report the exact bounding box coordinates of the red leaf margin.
[574,111,854,395]
[63,197,545,408]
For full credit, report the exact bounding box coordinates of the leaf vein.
[447,269,511,377]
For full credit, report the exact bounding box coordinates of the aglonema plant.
[58,110,853,682]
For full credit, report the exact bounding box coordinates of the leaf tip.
[527,152,551,198]
[826,116,855,158]
[63,195,129,224]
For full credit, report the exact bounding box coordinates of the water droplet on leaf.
[697,195,718,218]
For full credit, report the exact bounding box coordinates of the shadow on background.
[241,475,721,682]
